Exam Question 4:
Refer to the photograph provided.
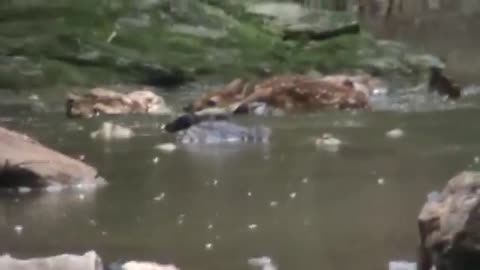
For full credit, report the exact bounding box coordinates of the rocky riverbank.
[0,0,441,92]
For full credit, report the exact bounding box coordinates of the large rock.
[163,109,271,144]
[0,251,102,270]
[418,171,480,270]
[0,126,104,188]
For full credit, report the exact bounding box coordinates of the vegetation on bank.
[0,0,439,91]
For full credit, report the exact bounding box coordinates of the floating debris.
[474,156,480,164]
[101,231,108,236]
[78,194,85,200]
[207,223,214,230]
[153,193,166,201]
[388,261,417,270]
[248,224,258,230]
[28,94,40,101]
[89,220,97,227]
[45,185,64,193]
[154,143,177,153]
[289,192,297,199]
[377,178,385,185]
[205,242,213,251]
[122,261,179,270]
[107,30,117,43]
[386,128,405,139]
[17,187,32,194]
[152,157,159,164]
[14,225,23,235]
[247,191,253,197]
[248,256,277,270]
[301,178,309,184]
[177,214,185,225]
[315,133,342,152]
[269,201,279,207]
[73,183,98,191]
[212,179,219,186]
[90,122,134,140]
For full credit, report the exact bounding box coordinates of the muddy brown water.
[1,6,480,270]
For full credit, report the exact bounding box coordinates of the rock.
[0,251,102,270]
[169,24,227,39]
[0,126,104,188]
[418,171,480,270]
[66,87,172,118]
[314,133,342,152]
[164,107,271,144]
[121,261,179,270]
[178,121,271,144]
[388,261,416,270]
[246,1,358,42]
[90,122,134,140]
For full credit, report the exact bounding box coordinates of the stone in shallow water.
[248,256,277,270]
[386,128,404,139]
[388,261,417,270]
[314,133,342,152]
[178,121,271,144]
[0,251,102,270]
[121,261,179,270]
[154,143,177,153]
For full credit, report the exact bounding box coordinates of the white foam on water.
[388,261,417,270]
[248,256,277,270]
[14,225,23,235]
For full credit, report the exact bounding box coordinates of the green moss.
[0,0,434,91]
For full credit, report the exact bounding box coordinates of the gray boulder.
[418,171,480,270]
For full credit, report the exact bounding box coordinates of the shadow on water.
[1,2,480,270]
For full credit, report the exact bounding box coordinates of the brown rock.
[418,171,480,270]
[0,126,104,188]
